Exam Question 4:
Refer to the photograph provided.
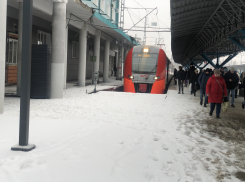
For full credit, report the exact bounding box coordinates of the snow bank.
[0,81,241,182]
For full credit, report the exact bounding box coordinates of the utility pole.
[119,0,125,30]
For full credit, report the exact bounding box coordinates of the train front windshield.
[132,53,159,74]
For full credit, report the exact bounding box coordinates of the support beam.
[0,0,7,114]
[17,2,23,96]
[78,28,87,86]
[11,0,35,152]
[191,60,200,69]
[220,53,238,68]
[103,40,110,82]
[200,53,217,68]
[50,2,67,98]
[200,62,209,70]
[229,37,245,51]
[93,30,101,81]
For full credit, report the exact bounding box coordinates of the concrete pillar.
[103,40,110,82]
[51,2,67,98]
[120,45,124,78]
[64,12,70,90]
[17,2,23,96]
[0,0,7,114]
[78,28,87,87]
[94,30,101,75]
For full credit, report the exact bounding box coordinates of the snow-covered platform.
[1,79,245,182]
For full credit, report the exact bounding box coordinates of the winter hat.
[214,69,220,75]
[230,67,235,72]
[224,68,228,72]
[190,63,194,66]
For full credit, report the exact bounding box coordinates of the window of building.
[101,0,105,12]
[72,41,78,59]
[107,2,110,16]
[38,30,47,45]
[7,39,18,65]
[92,0,99,6]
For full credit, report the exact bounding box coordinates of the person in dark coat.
[243,77,245,109]
[206,69,228,119]
[224,67,239,107]
[191,69,199,96]
[198,68,211,107]
[177,66,186,94]
[174,68,177,85]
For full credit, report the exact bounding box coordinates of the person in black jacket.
[174,68,177,85]
[176,66,186,94]
[198,68,211,107]
[224,67,239,107]
[191,69,199,96]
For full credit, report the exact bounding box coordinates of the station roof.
[171,0,245,65]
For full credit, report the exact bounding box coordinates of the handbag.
[216,79,228,113]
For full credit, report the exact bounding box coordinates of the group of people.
[174,63,245,119]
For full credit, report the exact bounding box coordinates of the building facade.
[0,0,139,114]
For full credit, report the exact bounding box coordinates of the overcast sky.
[123,0,171,58]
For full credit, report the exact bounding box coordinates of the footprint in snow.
[153,136,159,141]
[162,144,168,150]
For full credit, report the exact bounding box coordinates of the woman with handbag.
[206,69,228,119]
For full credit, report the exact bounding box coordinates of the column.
[116,45,120,80]
[17,2,23,96]
[120,45,124,79]
[64,12,70,89]
[103,40,110,82]
[94,30,101,77]
[78,28,87,86]
[51,2,67,98]
[0,0,7,114]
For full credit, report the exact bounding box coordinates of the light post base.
[11,144,35,152]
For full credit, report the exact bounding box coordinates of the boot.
[178,92,180,94]
[194,92,196,96]
[204,104,207,107]
[242,102,245,109]
[216,115,221,119]
[209,111,213,116]
[182,92,184,94]
[200,100,203,105]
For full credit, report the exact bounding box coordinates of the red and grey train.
[124,45,173,94]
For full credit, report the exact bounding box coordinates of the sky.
[123,0,172,58]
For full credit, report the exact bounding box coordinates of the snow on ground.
[0,79,243,182]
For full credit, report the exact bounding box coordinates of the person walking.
[191,69,199,96]
[206,69,228,119]
[198,68,211,107]
[177,66,186,94]
[224,67,239,107]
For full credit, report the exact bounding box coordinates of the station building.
[0,0,139,114]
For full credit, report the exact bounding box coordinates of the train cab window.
[132,53,158,73]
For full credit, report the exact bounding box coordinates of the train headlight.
[143,48,149,53]
[154,76,160,80]
[128,75,134,79]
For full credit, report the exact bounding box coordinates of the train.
[123,45,174,94]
